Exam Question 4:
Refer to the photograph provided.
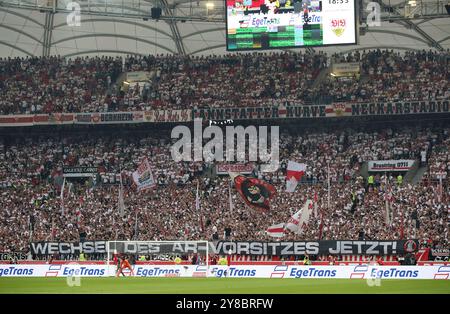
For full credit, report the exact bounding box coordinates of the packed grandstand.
[0,50,448,114]
[0,49,448,265]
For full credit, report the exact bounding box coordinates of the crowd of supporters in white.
[0,49,448,259]
[0,49,448,114]
[0,125,448,256]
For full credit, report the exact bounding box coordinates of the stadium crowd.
[313,49,449,104]
[0,125,448,256]
[0,49,448,114]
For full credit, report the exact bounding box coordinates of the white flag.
[286,161,306,192]
[285,200,313,234]
[196,181,200,212]
[118,173,125,217]
[266,223,285,238]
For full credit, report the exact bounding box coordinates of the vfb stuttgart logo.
[433,265,450,280]
[270,265,288,278]
[331,19,346,37]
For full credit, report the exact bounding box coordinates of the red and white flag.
[285,200,313,234]
[286,161,306,193]
[266,223,285,238]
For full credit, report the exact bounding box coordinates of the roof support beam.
[52,33,176,54]
[42,11,54,57]
[367,29,430,46]
[438,36,450,44]
[62,49,147,58]
[378,0,443,50]
[182,27,224,40]
[53,18,174,40]
[0,7,45,27]
[0,24,43,44]
[161,0,186,55]
[336,45,422,56]
[0,40,33,56]
[188,43,225,55]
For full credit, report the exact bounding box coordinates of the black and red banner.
[233,175,277,211]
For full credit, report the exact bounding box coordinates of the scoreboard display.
[226,0,357,51]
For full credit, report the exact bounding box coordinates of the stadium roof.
[0,0,449,58]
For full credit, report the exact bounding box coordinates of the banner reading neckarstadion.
[30,240,419,256]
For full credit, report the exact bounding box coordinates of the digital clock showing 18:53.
[328,0,350,4]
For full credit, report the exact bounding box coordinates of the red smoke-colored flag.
[231,173,277,211]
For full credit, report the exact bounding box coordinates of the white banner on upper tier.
[0,264,448,279]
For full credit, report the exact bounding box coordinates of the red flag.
[233,175,277,211]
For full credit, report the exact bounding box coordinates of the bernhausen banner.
[368,160,415,172]
[0,101,448,127]
[75,112,140,124]
[30,240,419,256]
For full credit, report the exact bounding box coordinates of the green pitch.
[0,278,449,294]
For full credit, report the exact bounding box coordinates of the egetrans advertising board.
[226,0,357,51]
[1,264,449,279]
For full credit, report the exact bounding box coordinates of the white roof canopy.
[0,0,448,57]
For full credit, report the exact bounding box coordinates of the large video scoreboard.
[226,0,357,51]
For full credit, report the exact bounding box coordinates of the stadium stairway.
[404,160,419,184]
[359,162,369,179]
[410,166,428,185]
[311,67,329,89]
